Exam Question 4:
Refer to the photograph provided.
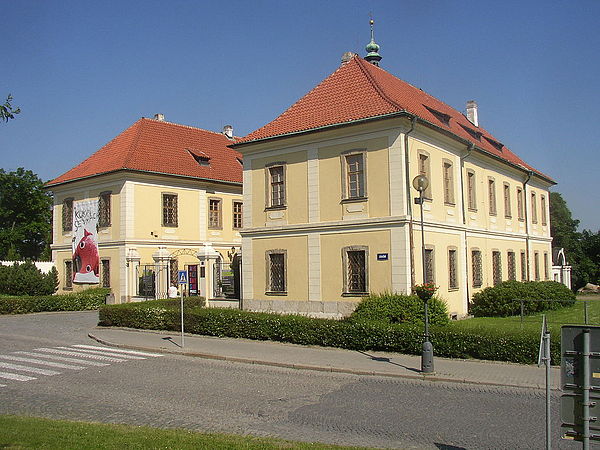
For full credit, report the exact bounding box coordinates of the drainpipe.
[405,116,418,289]
[523,171,533,280]
[460,143,474,313]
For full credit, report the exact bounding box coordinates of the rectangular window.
[520,251,527,281]
[64,260,73,289]
[507,251,516,281]
[101,259,110,288]
[488,178,497,216]
[209,198,222,229]
[467,171,477,211]
[531,192,538,224]
[541,195,547,226]
[346,154,365,198]
[534,252,540,281]
[544,252,549,280]
[418,153,432,198]
[233,201,243,229]
[448,249,458,289]
[347,250,367,293]
[492,251,502,286]
[443,161,454,204]
[424,248,435,284]
[517,188,524,221]
[98,192,111,227]
[268,252,286,293]
[162,194,178,227]
[472,250,482,288]
[62,198,73,232]
[503,183,511,218]
[269,166,285,207]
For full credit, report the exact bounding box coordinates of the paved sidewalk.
[89,326,560,390]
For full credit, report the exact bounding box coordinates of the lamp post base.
[421,340,435,374]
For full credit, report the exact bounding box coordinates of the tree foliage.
[550,192,600,289]
[1,94,20,123]
[0,168,52,260]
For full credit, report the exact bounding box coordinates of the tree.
[1,95,20,123]
[0,168,52,260]
[550,192,599,289]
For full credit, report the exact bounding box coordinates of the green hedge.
[0,288,110,314]
[470,280,576,317]
[99,301,559,364]
[349,292,450,326]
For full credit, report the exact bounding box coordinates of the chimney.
[223,124,233,139]
[341,51,354,65]
[466,101,478,127]
[154,113,165,121]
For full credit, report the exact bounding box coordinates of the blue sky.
[2,0,599,231]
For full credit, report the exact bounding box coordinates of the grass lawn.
[452,295,600,334]
[0,415,369,449]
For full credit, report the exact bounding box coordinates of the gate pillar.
[152,247,171,299]
[125,248,141,302]
[196,243,220,302]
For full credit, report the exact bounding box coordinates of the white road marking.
[0,371,36,381]
[0,362,60,376]
[34,348,127,362]
[72,345,162,357]
[0,355,85,370]
[14,352,108,367]
[57,347,146,360]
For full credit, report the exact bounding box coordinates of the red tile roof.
[47,118,242,187]
[236,55,552,182]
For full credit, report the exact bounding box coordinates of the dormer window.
[460,124,482,141]
[187,149,210,166]
[483,136,504,151]
[424,105,451,127]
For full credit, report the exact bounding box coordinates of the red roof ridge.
[354,56,404,112]
[142,117,237,141]
[121,119,147,168]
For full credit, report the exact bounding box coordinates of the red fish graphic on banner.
[72,200,100,284]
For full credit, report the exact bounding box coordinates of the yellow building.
[46,116,243,304]
[233,50,554,318]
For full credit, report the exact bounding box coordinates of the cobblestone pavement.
[0,312,581,449]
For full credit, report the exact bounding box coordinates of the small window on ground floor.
[266,250,286,293]
[343,246,368,294]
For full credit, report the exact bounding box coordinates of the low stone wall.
[242,298,358,319]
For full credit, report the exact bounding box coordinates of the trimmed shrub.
[0,262,58,296]
[0,287,109,314]
[99,301,559,364]
[348,292,450,326]
[470,280,576,317]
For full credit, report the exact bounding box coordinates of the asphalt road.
[0,311,581,449]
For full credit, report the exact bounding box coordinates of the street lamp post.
[412,174,434,374]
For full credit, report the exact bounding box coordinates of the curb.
[88,332,556,391]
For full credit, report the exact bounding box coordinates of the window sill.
[208,227,223,230]
[341,196,368,204]
[505,216,512,220]
[342,292,369,297]
[162,224,178,228]
[266,291,287,296]
[448,287,459,292]
[444,202,456,207]
[468,208,478,213]
[265,205,287,211]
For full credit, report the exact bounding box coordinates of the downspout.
[523,171,533,280]
[460,143,474,313]
[405,116,418,289]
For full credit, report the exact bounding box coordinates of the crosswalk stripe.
[0,362,60,376]
[35,348,127,362]
[14,352,109,367]
[72,345,162,358]
[58,347,146,360]
[0,355,85,370]
[0,371,36,381]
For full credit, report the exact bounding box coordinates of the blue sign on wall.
[377,253,389,261]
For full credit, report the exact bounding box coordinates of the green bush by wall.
[349,292,450,326]
[0,262,58,296]
[0,287,109,314]
[470,280,576,317]
[99,300,559,364]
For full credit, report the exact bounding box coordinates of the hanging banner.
[72,199,100,284]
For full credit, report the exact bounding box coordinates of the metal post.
[543,322,551,450]
[583,328,591,450]
[419,189,434,373]
[180,287,185,348]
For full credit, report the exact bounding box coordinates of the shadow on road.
[355,350,420,373]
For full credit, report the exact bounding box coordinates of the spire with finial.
[365,18,382,66]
